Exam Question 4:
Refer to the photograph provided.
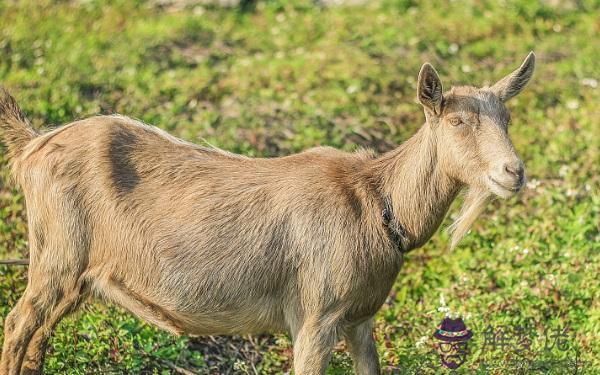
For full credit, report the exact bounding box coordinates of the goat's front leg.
[293,316,338,375]
[344,318,380,375]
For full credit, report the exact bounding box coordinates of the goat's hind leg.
[1,215,89,375]
[19,282,88,375]
[0,264,87,375]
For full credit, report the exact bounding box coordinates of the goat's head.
[417,52,535,199]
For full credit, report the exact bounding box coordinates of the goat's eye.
[449,118,462,126]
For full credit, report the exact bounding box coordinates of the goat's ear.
[490,52,535,102]
[417,63,443,116]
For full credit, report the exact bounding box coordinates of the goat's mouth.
[487,175,524,198]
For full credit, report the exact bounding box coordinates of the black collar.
[382,196,407,252]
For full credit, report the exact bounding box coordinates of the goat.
[0,53,534,374]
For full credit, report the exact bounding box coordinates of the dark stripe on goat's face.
[108,126,140,196]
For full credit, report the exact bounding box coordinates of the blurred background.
[0,0,598,373]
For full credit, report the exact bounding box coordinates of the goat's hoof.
[21,367,44,375]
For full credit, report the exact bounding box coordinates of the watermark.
[432,317,472,369]
[481,323,572,354]
[385,319,588,373]
[476,322,585,373]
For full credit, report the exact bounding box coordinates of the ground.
[0,0,598,374]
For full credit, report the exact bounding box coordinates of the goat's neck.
[370,124,462,250]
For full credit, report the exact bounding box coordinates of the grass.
[0,0,598,373]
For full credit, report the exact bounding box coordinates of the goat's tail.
[0,87,38,160]
[0,88,35,267]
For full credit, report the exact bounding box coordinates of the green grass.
[0,0,598,373]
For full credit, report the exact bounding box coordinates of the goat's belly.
[166,285,292,335]
[94,272,290,336]
[179,298,289,335]
[89,220,299,334]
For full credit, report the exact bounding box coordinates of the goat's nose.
[504,161,524,180]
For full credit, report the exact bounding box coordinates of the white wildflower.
[233,360,248,372]
[415,336,428,349]
[193,6,205,15]
[437,306,451,314]
[566,99,579,110]
[346,85,358,94]
[526,178,541,190]
[581,78,598,88]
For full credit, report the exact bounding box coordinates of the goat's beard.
[448,187,491,249]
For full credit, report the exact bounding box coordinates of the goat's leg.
[293,317,338,375]
[1,289,48,375]
[20,287,87,375]
[344,319,380,375]
[1,266,85,375]
[19,330,50,375]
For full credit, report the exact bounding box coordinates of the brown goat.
[0,53,534,374]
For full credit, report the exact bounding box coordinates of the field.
[0,0,598,373]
